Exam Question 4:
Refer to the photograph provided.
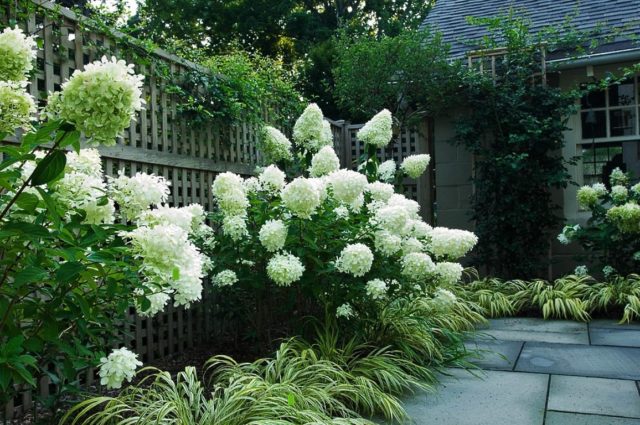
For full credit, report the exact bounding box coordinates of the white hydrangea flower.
[401,252,435,281]
[243,176,261,194]
[66,148,103,178]
[427,227,478,260]
[378,160,396,182]
[54,167,114,224]
[184,204,206,229]
[408,219,432,239]
[137,291,170,317]
[335,243,374,277]
[335,205,349,219]
[435,262,464,285]
[402,237,424,254]
[557,233,570,245]
[213,269,238,287]
[592,183,608,197]
[309,146,340,177]
[433,288,457,308]
[336,303,355,319]
[292,103,332,152]
[611,185,628,203]
[0,81,36,133]
[387,194,420,218]
[366,278,388,300]
[259,219,288,252]
[357,109,393,148]
[259,165,286,192]
[400,154,430,179]
[222,215,248,242]
[137,205,195,233]
[610,167,628,186]
[281,177,321,219]
[267,252,305,286]
[123,224,204,307]
[366,181,394,202]
[212,172,249,216]
[327,169,368,205]
[0,26,37,81]
[574,265,588,277]
[348,194,364,212]
[309,177,328,202]
[374,230,402,257]
[50,56,144,145]
[261,126,293,162]
[375,205,410,235]
[109,171,170,221]
[98,347,142,389]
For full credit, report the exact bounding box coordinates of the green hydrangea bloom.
[607,202,640,233]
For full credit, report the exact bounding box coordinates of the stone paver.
[516,342,640,380]
[400,369,548,425]
[590,328,640,348]
[547,375,640,418]
[464,339,523,370]
[479,318,589,344]
[590,320,640,331]
[545,412,640,425]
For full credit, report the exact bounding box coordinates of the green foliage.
[0,120,143,411]
[62,293,486,425]
[514,276,593,321]
[332,29,461,124]
[560,168,640,276]
[454,14,583,279]
[589,274,640,323]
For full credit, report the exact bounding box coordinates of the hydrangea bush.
[0,28,206,406]
[202,103,477,339]
[559,167,640,276]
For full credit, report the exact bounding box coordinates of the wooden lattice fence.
[1,0,265,419]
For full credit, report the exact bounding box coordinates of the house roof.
[421,0,640,59]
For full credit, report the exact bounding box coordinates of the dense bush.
[0,27,207,411]
[559,167,640,276]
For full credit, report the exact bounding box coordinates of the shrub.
[0,28,207,411]
[559,168,640,276]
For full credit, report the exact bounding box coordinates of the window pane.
[581,88,606,109]
[581,110,607,139]
[581,142,624,185]
[610,78,635,106]
[609,108,636,136]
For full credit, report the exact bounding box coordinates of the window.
[579,76,640,184]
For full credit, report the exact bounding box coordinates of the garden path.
[395,318,640,425]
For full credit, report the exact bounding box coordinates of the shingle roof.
[421,0,640,59]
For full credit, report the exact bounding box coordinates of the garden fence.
[1,1,434,418]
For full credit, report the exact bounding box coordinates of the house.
[421,0,640,275]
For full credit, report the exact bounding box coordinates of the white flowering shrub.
[200,103,477,337]
[560,167,640,276]
[0,32,205,406]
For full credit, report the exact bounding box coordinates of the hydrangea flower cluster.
[374,231,402,257]
[267,252,305,286]
[0,26,37,82]
[292,103,332,152]
[401,252,435,281]
[98,347,142,389]
[427,227,478,260]
[335,303,355,319]
[356,109,393,148]
[262,126,293,162]
[0,81,36,133]
[213,270,238,287]
[281,177,321,218]
[435,262,464,285]
[259,219,288,252]
[259,165,286,192]
[310,146,340,177]
[48,56,144,145]
[366,182,394,202]
[335,243,374,277]
[611,185,628,204]
[328,169,368,205]
[400,154,430,179]
[212,172,249,217]
[610,167,628,186]
[222,215,249,242]
[365,278,388,299]
[577,184,606,209]
[109,171,170,221]
[377,160,397,182]
[607,202,640,233]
